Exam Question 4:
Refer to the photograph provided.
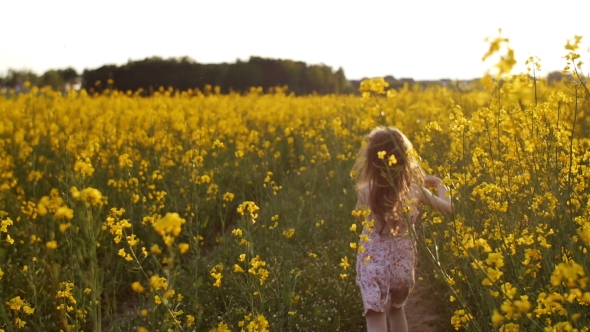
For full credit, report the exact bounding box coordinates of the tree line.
[1,56,353,95]
[83,56,352,95]
[0,68,79,92]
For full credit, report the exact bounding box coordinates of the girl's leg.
[387,306,408,332]
[366,309,387,332]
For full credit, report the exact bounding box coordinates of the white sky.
[1,0,589,81]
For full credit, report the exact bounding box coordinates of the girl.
[353,127,452,332]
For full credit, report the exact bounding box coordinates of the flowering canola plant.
[0,33,589,331]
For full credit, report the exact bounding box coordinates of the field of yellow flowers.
[1,35,590,332]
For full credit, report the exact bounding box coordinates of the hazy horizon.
[2,0,589,81]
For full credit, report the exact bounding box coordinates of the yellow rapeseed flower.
[131,281,145,293]
[178,242,189,254]
[340,257,350,270]
[388,154,397,166]
[152,213,186,240]
[282,228,295,238]
[54,207,74,220]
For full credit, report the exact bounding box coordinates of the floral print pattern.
[356,210,419,315]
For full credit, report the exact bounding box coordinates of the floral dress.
[356,206,419,315]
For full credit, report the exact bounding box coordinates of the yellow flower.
[491,310,504,327]
[178,242,189,254]
[500,300,515,319]
[565,35,583,51]
[388,154,397,166]
[340,256,350,270]
[46,241,58,249]
[22,305,34,315]
[149,275,169,291]
[282,228,295,238]
[14,317,26,328]
[0,216,13,233]
[73,159,95,176]
[186,314,195,327]
[214,322,231,332]
[377,150,386,159]
[59,223,71,233]
[150,244,162,254]
[54,206,74,220]
[131,282,145,293]
[6,296,25,311]
[152,212,186,239]
[222,192,234,202]
[237,201,260,220]
[514,295,531,313]
[126,234,138,246]
[359,77,389,94]
[211,272,222,287]
[258,268,269,285]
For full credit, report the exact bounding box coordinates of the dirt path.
[405,279,446,331]
[404,266,452,331]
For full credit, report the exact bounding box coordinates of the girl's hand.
[411,182,452,215]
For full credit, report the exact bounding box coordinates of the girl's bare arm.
[412,176,452,214]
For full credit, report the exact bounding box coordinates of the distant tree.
[547,70,569,85]
[383,75,396,84]
[4,69,39,90]
[41,69,63,90]
[225,60,262,92]
[179,56,196,64]
[334,67,353,94]
[248,57,289,91]
[59,67,79,88]
[280,60,305,94]
[200,63,230,90]
[305,65,330,94]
